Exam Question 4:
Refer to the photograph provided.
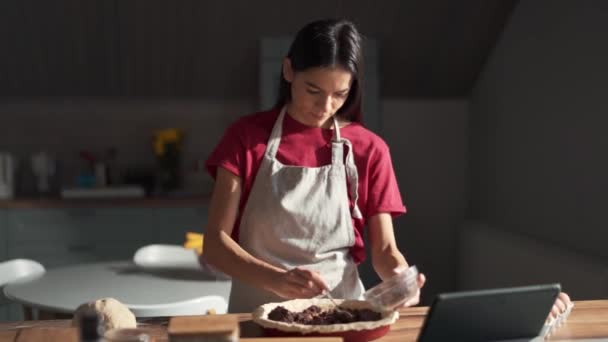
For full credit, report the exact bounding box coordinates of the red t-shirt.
[205,107,406,264]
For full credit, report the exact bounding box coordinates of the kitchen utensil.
[320,290,350,315]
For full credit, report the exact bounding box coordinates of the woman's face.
[283,59,353,128]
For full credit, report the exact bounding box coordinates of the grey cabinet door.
[6,207,208,268]
[0,209,9,321]
[1,205,209,321]
[0,209,6,261]
[259,37,381,133]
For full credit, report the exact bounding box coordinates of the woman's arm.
[368,213,425,306]
[203,167,326,299]
[368,213,408,280]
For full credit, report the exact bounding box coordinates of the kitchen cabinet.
[0,209,7,263]
[0,202,208,321]
[5,206,207,268]
[0,209,11,321]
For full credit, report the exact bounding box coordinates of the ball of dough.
[72,298,136,331]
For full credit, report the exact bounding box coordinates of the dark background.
[1,0,606,304]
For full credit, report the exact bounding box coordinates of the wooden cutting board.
[0,330,18,342]
[13,327,78,342]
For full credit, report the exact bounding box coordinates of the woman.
[202,18,570,317]
[203,18,423,313]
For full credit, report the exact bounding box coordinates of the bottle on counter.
[0,152,15,199]
[94,161,108,188]
[31,151,56,196]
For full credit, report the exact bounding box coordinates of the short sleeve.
[365,144,407,218]
[205,121,245,179]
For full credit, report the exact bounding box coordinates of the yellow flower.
[153,128,184,156]
[155,128,183,143]
[154,140,165,156]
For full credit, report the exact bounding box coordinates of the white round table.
[3,261,231,317]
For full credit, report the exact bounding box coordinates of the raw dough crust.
[252,298,398,334]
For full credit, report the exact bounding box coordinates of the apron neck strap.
[265,107,287,159]
[332,116,341,142]
[267,107,344,158]
[267,106,362,220]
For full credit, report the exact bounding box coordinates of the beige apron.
[228,107,365,313]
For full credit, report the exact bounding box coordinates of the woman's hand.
[549,292,572,319]
[267,267,328,299]
[402,272,426,307]
[366,214,426,308]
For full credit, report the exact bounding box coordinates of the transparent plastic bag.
[363,265,419,312]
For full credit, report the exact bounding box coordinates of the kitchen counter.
[0,300,606,341]
[0,196,210,209]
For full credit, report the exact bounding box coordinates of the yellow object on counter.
[183,232,204,255]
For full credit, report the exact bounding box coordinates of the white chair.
[128,295,229,317]
[133,244,201,270]
[133,244,231,315]
[133,244,231,280]
[0,259,45,292]
[0,259,45,320]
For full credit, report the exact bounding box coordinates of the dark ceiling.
[0,0,518,98]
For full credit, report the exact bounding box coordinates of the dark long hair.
[275,19,364,123]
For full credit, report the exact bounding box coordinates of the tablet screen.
[417,283,561,342]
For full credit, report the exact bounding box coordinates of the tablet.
[417,283,561,342]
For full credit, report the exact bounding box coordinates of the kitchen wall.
[2,0,606,306]
[470,0,608,276]
[0,98,253,193]
[0,1,515,98]
[377,99,469,303]
[0,97,469,303]
[0,0,502,304]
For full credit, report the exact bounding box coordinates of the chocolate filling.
[267,305,382,325]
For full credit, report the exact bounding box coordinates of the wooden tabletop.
[0,300,606,341]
